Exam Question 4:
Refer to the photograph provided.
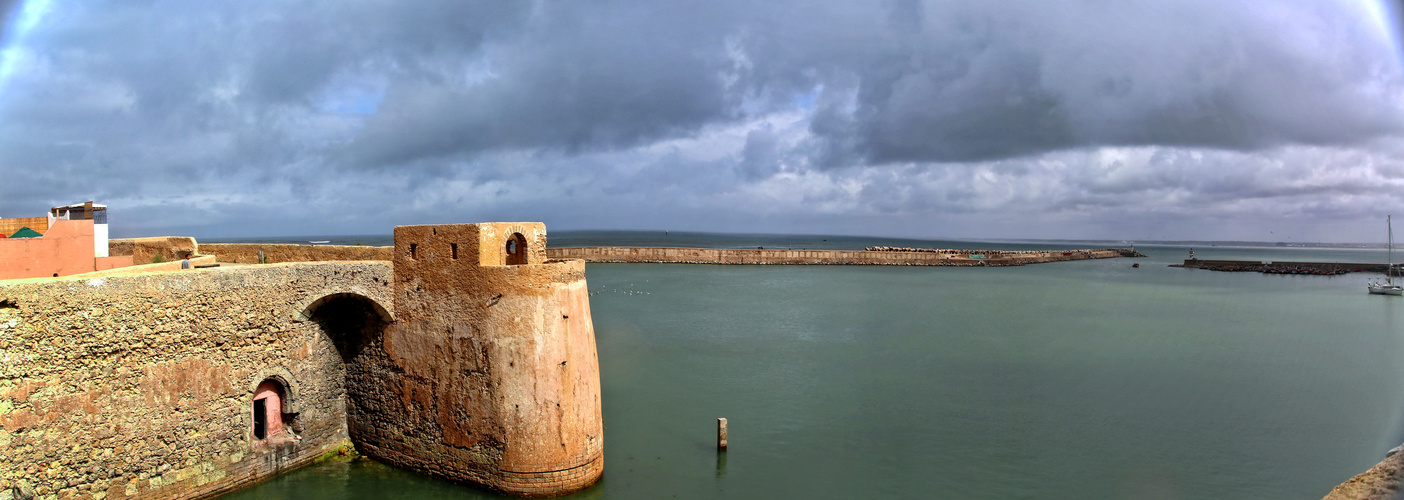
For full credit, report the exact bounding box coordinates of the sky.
[0,1,1403,243]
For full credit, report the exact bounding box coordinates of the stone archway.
[296,292,393,325]
[505,232,528,266]
[298,292,397,449]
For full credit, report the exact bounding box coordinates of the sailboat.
[1368,215,1403,295]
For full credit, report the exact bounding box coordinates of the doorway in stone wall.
[252,379,287,443]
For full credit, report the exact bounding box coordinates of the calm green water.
[223,238,1404,499]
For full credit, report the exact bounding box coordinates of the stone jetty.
[545,246,1144,266]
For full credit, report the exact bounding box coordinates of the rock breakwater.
[546,246,1142,267]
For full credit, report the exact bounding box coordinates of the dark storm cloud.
[342,3,742,167]
[8,1,1398,169]
[770,1,1404,164]
[337,0,1404,167]
[0,1,1400,240]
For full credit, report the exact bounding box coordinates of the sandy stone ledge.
[1323,448,1404,500]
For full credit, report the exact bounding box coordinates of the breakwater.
[1172,259,1390,276]
[545,246,1142,266]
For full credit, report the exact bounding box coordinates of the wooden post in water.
[718,418,728,450]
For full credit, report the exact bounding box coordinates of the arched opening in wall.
[305,293,392,445]
[252,379,291,443]
[307,294,390,363]
[506,233,527,265]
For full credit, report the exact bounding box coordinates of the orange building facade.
[0,219,132,280]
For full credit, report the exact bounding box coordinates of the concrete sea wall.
[0,262,394,500]
[545,246,1134,266]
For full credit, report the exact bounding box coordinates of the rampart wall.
[0,262,394,500]
[200,244,392,265]
[545,246,1132,266]
[108,237,200,265]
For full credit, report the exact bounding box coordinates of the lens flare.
[0,0,53,93]
[1361,0,1404,69]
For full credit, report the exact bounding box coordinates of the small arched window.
[252,380,286,442]
[506,233,528,265]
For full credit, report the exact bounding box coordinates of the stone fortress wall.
[0,262,392,499]
[0,222,603,500]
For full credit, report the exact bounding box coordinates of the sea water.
[218,232,1404,499]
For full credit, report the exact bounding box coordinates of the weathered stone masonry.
[0,262,393,500]
[0,222,603,499]
[365,223,602,496]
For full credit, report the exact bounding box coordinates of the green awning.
[9,227,42,239]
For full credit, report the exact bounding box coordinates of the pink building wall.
[253,381,285,441]
[0,220,109,280]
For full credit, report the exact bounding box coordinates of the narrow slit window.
[451,243,458,260]
[409,244,418,260]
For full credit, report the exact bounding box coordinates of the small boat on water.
[309,240,331,244]
[1368,215,1403,295]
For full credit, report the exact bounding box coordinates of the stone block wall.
[0,262,393,500]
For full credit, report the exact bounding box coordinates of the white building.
[49,202,109,257]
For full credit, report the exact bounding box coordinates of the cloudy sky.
[0,1,1402,242]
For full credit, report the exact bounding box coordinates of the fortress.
[0,223,603,499]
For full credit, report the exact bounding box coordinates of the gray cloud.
[0,1,1400,241]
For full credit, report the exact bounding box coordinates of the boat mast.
[1390,215,1395,285]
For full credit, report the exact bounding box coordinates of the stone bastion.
[0,222,603,499]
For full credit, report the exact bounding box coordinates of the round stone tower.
[362,222,602,497]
